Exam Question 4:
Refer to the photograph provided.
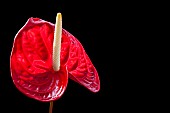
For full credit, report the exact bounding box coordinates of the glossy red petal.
[10,17,100,102]
[10,18,68,102]
[61,30,100,93]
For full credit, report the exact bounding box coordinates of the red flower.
[10,17,100,102]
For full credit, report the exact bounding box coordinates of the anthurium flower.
[10,16,100,102]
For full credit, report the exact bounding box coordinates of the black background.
[0,0,146,113]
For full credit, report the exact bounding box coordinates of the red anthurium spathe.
[10,17,100,102]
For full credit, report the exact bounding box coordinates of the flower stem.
[49,101,53,113]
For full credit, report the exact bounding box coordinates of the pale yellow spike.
[53,13,62,71]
